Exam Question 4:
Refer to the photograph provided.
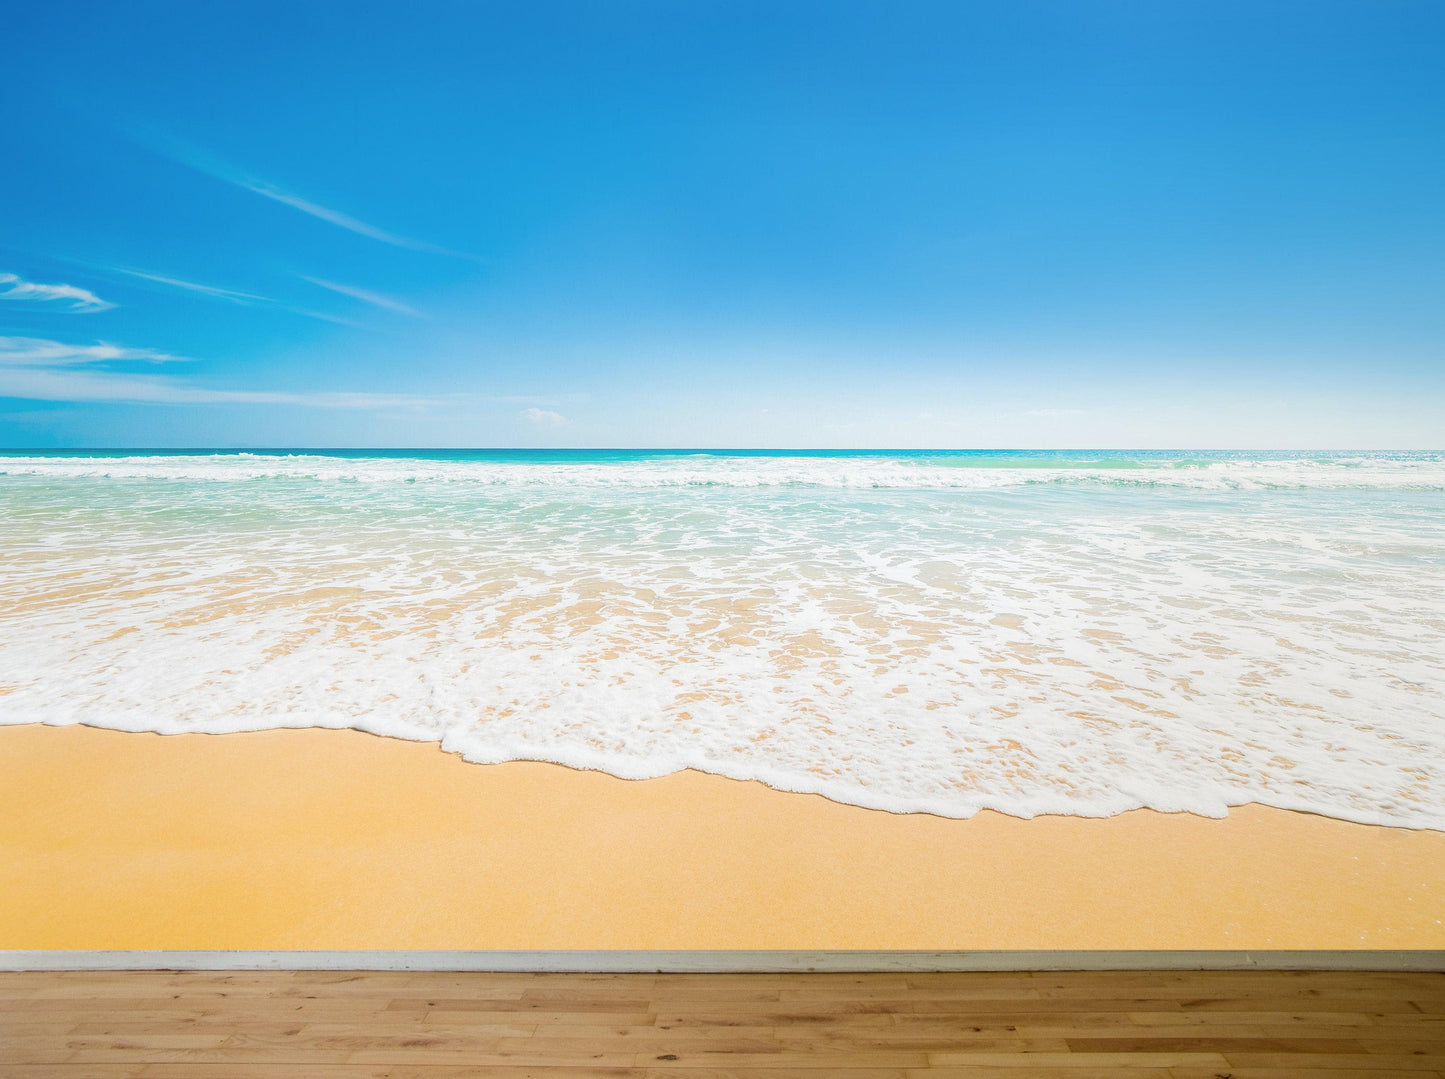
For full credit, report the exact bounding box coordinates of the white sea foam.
[2,450,1444,489]
[1,451,1442,827]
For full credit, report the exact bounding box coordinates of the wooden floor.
[1,969,1442,1077]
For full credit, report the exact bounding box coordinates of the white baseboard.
[2,950,1442,972]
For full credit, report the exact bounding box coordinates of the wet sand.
[1,723,1442,951]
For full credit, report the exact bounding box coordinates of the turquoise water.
[6,446,1432,467]
[2,449,1442,825]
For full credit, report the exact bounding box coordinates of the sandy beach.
[2,722,1441,951]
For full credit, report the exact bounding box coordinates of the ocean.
[1,449,1441,827]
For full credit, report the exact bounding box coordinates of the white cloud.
[302,276,421,317]
[1024,408,1085,418]
[520,407,567,428]
[111,267,364,328]
[144,134,477,260]
[114,268,270,304]
[245,182,453,254]
[0,273,114,313]
[0,335,429,409]
[0,336,182,366]
[0,365,429,407]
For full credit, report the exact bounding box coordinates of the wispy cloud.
[109,266,364,328]
[114,268,270,304]
[0,335,430,409]
[284,306,368,329]
[245,183,457,254]
[145,134,477,260]
[0,272,114,313]
[302,276,422,317]
[0,335,182,366]
[0,366,431,407]
[520,407,568,428]
[1025,408,1085,418]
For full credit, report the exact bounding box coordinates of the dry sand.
[1,723,1442,951]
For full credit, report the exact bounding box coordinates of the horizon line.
[1,446,1436,454]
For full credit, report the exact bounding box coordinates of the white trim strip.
[3,950,1442,972]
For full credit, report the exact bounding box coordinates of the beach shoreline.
[2,722,1441,951]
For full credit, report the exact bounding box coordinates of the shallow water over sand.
[2,449,1442,825]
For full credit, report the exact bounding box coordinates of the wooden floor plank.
[1,969,1440,1075]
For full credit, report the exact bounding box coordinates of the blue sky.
[3,0,1443,448]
